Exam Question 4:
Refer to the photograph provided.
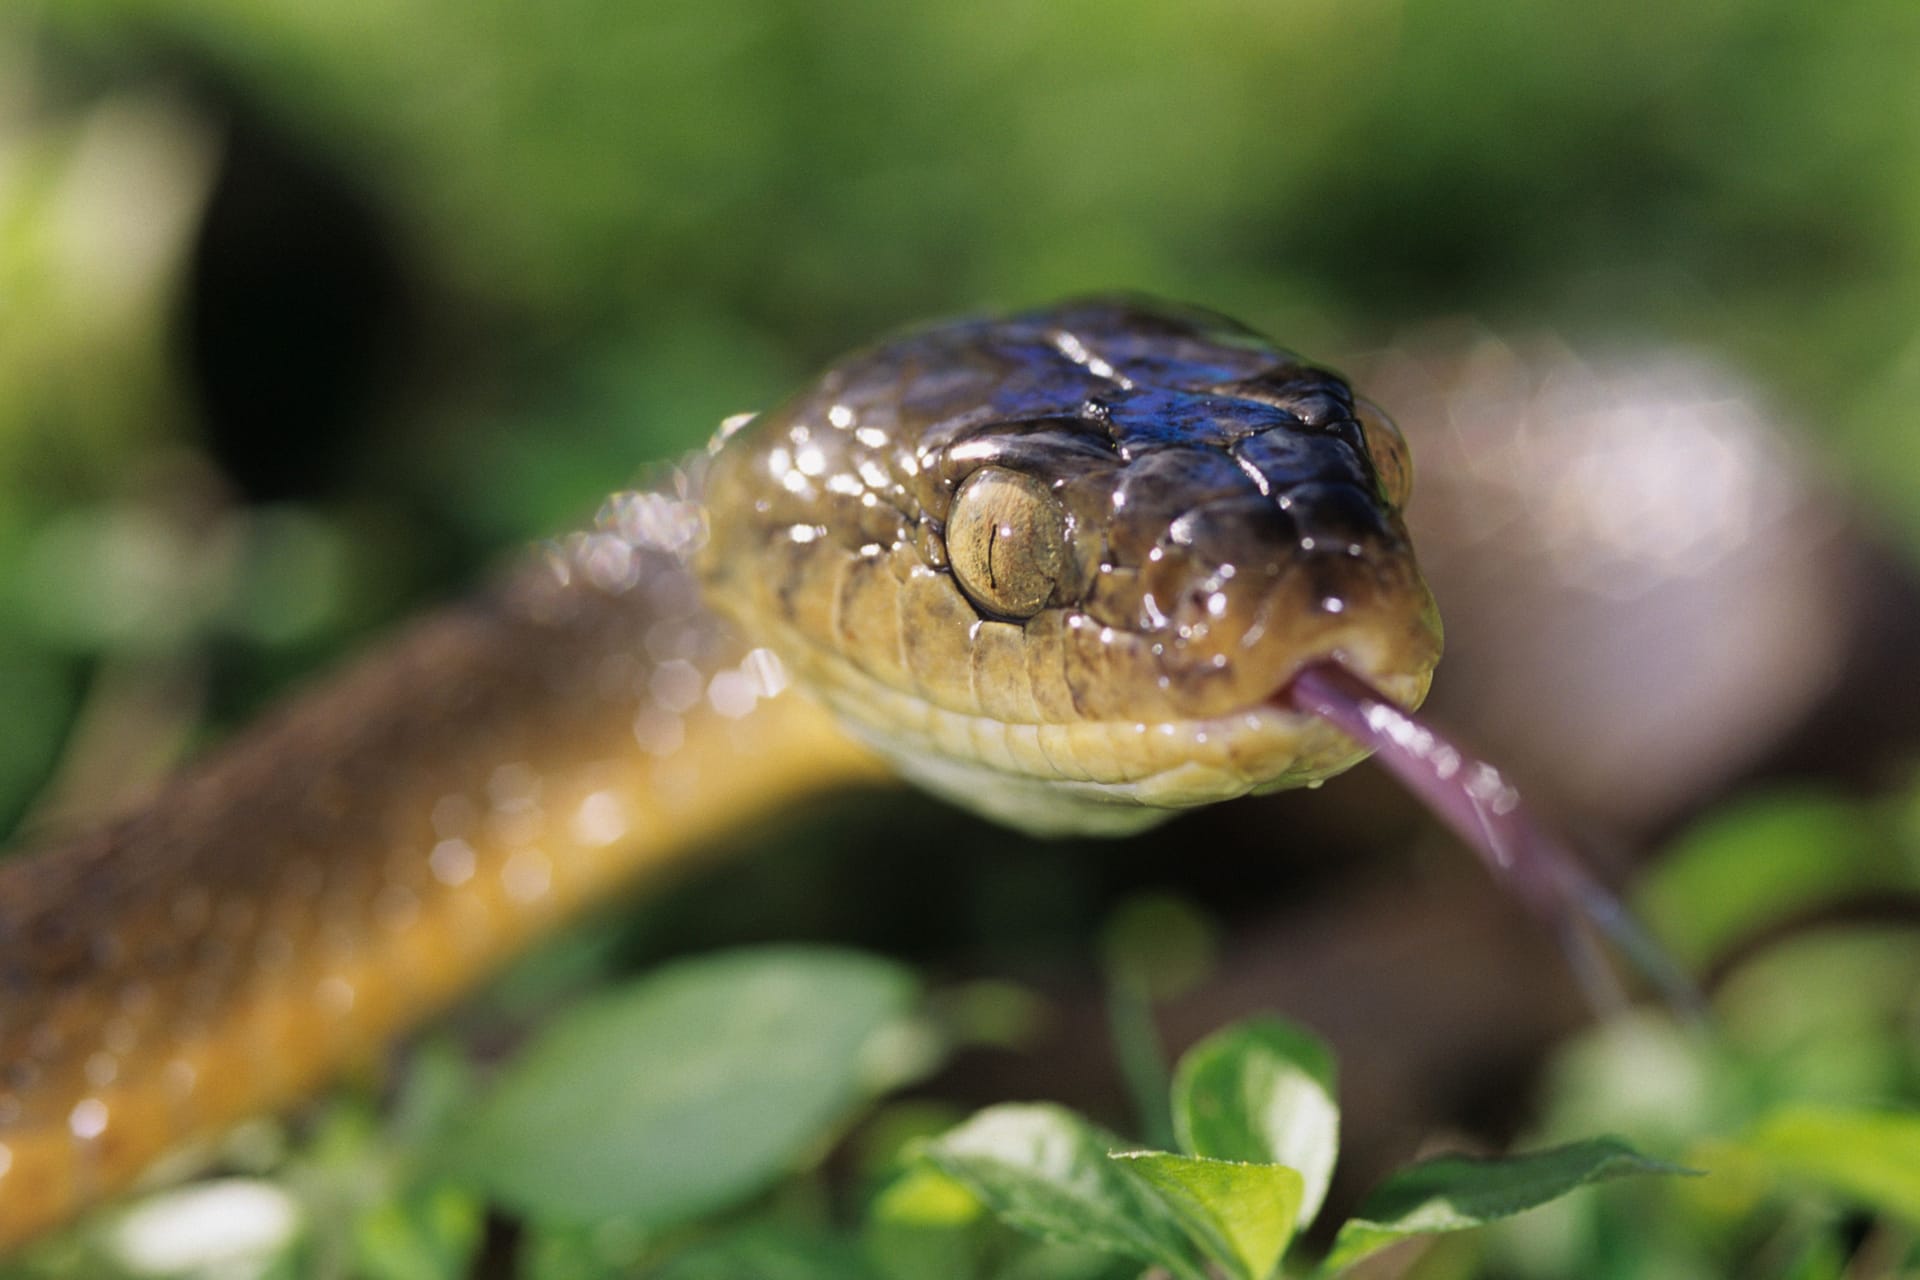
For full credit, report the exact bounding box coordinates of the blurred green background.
[4,1,1920,1277]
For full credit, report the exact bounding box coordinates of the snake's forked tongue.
[1284,662,1707,1022]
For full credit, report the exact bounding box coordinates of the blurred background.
[3,1,1920,1276]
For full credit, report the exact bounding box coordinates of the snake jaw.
[780,590,1439,838]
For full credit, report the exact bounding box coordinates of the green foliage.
[1172,1017,1339,1228]
[924,1106,1209,1280]
[1319,1139,1690,1274]
[349,1187,483,1280]
[649,1226,877,1280]
[442,947,921,1223]
[1484,930,1920,1278]
[864,1166,990,1280]
[1114,1154,1301,1280]
[1727,1105,1920,1225]
[923,1015,1682,1279]
[15,931,1920,1279]
[1640,790,1912,969]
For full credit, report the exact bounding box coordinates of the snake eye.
[1354,398,1412,509]
[947,466,1070,620]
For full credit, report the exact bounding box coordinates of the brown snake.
[0,298,1457,1247]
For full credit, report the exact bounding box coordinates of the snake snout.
[1134,473,1440,723]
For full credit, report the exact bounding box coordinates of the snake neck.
[0,487,876,1250]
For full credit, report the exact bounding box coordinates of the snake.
[0,297,1448,1248]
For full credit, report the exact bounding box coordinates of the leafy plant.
[20,930,1920,1279]
[916,1016,1686,1278]
[442,946,924,1224]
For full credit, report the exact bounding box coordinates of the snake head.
[698,297,1442,835]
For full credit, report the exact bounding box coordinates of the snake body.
[0,298,1439,1247]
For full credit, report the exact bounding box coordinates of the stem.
[1106,983,1176,1152]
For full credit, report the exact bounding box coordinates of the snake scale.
[0,298,1445,1248]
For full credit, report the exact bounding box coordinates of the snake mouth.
[803,620,1438,837]
[795,546,1444,833]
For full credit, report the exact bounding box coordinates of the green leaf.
[652,1226,880,1280]
[1639,791,1894,968]
[352,1185,484,1280]
[1112,1151,1303,1280]
[443,946,918,1224]
[518,1215,651,1280]
[920,1104,1208,1280]
[1172,1016,1339,1228]
[1739,1105,1920,1223]
[864,1166,987,1280]
[1321,1136,1689,1274]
